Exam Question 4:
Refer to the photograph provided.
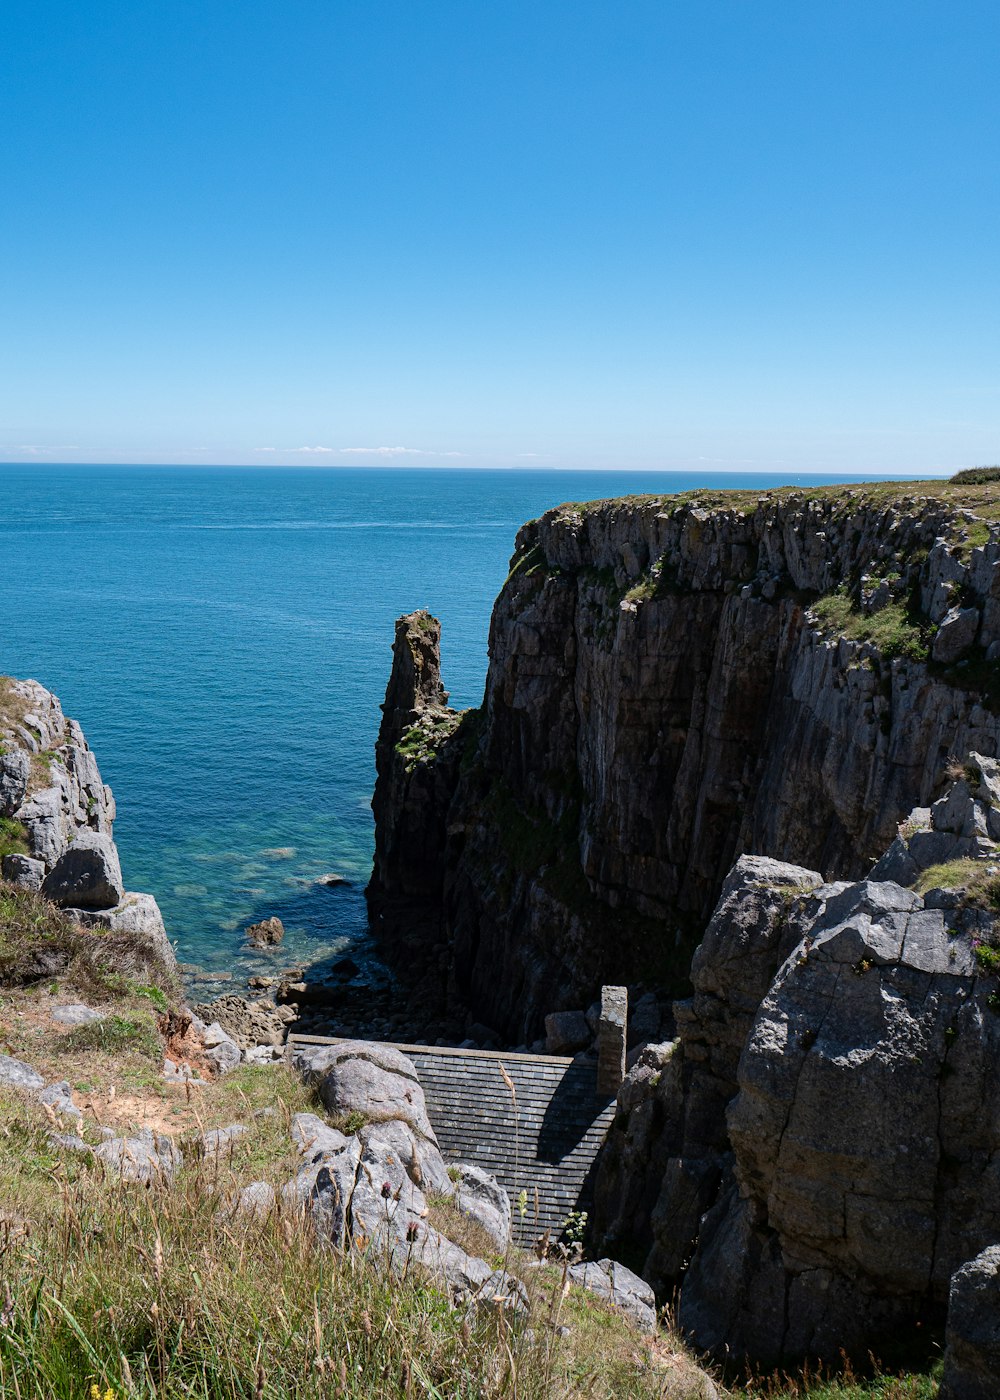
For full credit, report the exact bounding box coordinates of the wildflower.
[405,1222,419,1243]
[380,1181,392,1199]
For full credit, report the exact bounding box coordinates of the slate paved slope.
[289,1036,616,1245]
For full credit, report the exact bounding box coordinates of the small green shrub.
[950,466,1000,484]
[0,817,29,860]
[811,591,929,662]
[59,1013,162,1062]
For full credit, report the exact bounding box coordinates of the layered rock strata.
[369,486,1000,1040]
[0,675,173,972]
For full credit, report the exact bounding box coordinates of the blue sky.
[1,1,998,472]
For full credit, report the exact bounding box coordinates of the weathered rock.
[358,1117,452,1197]
[245,916,284,947]
[544,1009,590,1055]
[285,1128,363,1245]
[567,1258,657,1332]
[593,856,824,1286]
[0,1054,45,1092]
[190,994,287,1051]
[1,853,44,890]
[451,1162,512,1250]
[39,1080,80,1118]
[677,871,998,1366]
[227,1181,276,1220]
[0,748,29,816]
[941,1245,1000,1400]
[197,1124,248,1157]
[42,830,124,910]
[51,1003,103,1027]
[295,1041,440,1146]
[933,605,980,663]
[204,1038,241,1075]
[291,1112,353,1158]
[95,1129,181,1183]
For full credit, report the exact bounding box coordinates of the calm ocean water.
[0,465,909,979]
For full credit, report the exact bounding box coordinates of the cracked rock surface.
[596,766,1000,1370]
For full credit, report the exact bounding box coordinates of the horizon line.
[0,460,958,478]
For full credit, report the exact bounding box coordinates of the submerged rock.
[245,916,284,947]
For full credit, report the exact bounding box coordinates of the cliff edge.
[368,480,1000,1040]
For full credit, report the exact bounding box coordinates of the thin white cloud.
[339,445,465,458]
[253,445,337,455]
[2,444,81,454]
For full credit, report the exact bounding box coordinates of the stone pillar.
[597,985,627,1097]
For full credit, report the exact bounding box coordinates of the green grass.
[0,880,180,1003]
[915,859,984,895]
[0,816,29,859]
[811,592,929,662]
[59,1011,163,1062]
[0,1089,718,1400]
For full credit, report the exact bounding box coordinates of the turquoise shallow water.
[0,465,907,979]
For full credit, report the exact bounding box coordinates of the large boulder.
[245,916,284,947]
[679,875,999,1366]
[95,1129,181,1184]
[544,1009,590,1055]
[42,830,124,910]
[941,1245,1000,1400]
[295,1040,438,1142]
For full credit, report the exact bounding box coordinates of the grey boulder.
[227,1181,276,1220]
[451,1162,512,1250]
[204,1037,242,1075]
[932,606,980,663]
[71,893,176,973]
[51,1003,103,1027]
[941,1246,1000,1400]
[567,1258,657,1332]
[544,1009,590,1055]
[0,1054,45,1092]
[95,1129,181,1183]
[197,1124,249,1157]
[42,830,124,910]
[296,1041,439,1144]
[39,1080,81,1119]
[1,853,44,890]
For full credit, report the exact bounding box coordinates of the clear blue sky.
[1,1,997,472]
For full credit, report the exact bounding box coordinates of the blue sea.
[0,465,919,981]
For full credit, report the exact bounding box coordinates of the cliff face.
[594,761,1000,1366]
[368,483,1000,1040]
[0,675,174,972]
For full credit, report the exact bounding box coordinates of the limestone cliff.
[0,675,174,972]
[594,758,1000,1369]
[368,482,1000,1041]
